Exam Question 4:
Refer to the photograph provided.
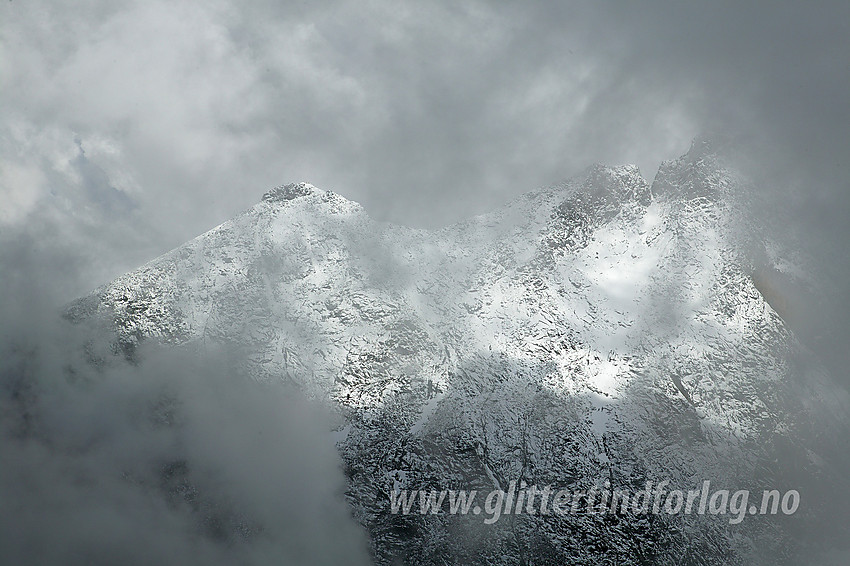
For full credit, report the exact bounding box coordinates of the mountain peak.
[259,182,363,217]
[261,182,318,203]
[650,135,743,201]
[583,163,646,189]
[573,163,650,206]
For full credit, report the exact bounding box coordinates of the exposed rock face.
[68,141,850,564]
[262,182,316,203]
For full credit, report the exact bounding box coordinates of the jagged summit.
[261,181,317,202]
[576,163,650,203]
[649,135,757,204]
[584,162,645,182]
[258,181,364,217]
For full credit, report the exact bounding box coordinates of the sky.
[2,0,848,300]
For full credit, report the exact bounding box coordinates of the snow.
[64,141,850,563]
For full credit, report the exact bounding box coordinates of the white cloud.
[0,159,46,225]
[0,0,847,291]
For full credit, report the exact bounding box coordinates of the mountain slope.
[67,140,850,564]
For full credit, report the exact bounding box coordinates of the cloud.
[3,1,847,252]
[0,238,372,565]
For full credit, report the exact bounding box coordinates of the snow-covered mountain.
[67,139,850,564]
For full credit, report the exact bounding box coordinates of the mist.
[0,235,372,565]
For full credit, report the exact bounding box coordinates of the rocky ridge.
[67,140,850,564]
